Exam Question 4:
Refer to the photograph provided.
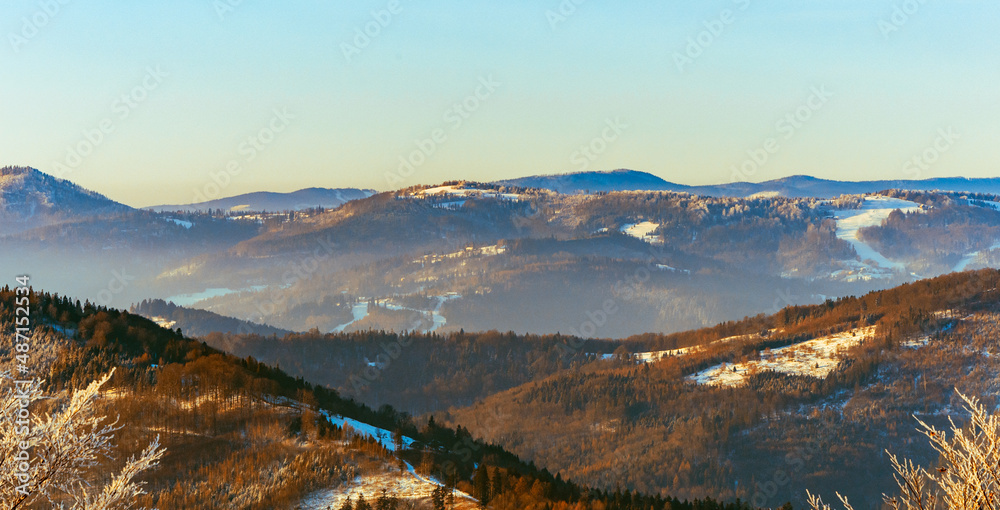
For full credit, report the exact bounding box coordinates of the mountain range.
[6,165,1000,338]
[497,169,1000,198]
[7,165,1000,508]
[146,187,377,213]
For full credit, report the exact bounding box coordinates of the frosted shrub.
[1,370,164,509]
[808,392,1000,510]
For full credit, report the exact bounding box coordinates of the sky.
[2,1,998,207]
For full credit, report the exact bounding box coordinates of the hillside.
[0,166,129,235]
[7,172,1000,341]
[1,286,758,510]
[146,187,376,213]
[444,270,1000,508]
[131,298,293,337]
[182,185,1000,338]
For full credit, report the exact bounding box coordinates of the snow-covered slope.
[301,410,478,509]
[690,326,877,387]
[621,221,662,244]
[0,166,129,235]
[830,196,925,280]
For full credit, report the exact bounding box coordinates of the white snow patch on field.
[596,332,764,363]
[165,218,193,229]
[953,241,1000,272]
[301,411,477,509]
[150,316,176,329]
[690,326,877,387]
[321,411,416,452]
[417,185,522,201]
[300,469,478,510]
[621,221,662,244]
[331,302,371,333]
[831,196,924,279]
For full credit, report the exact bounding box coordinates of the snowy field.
[150,316,177,329]
[330,293,461,334]
[953,241,1000,272]
[689,326,877,387]
[830,196,924,279]
[620,221,662,244]
[416,184,523,201]
[597,332,759,364]
[164,286,266,307]
[300,411,477,509]
[300,469,478,510]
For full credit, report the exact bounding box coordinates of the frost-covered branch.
[808,392,1000,510]
[0,369,164,510]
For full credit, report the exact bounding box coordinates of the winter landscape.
[3,2,1000,510]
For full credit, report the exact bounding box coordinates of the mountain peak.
[496,169,682,194]
[0,166,129,236]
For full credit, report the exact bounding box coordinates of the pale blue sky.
[2,1,998,207]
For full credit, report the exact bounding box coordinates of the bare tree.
[808,392,1000,510]
[1,370,164,509]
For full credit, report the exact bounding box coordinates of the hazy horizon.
[3,1,998,207]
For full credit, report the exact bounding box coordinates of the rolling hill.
[146,186,376,213]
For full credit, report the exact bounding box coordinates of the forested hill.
[447,269,1000,508]
[0,286,758,510]
[200,269,1000,417]
[180,269,1000,508]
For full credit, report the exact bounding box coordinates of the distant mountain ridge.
[0,166,130,235]
[496,170,1000,198]
[146,187,376,213]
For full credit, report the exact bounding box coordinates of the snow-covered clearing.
[656,263,690,274]
[331,301,370,333]
[831,196,924,279]
[953,241,1000,272]
[300,411,478,509]
[621,221,662,244]
[599,346,699,363]
[596,332,760,363]
[690,326,877,387]
[414,243,507,265]
[164,286,265,307]
[150,316,177,329]
[321,412,416,452]
[329,293,461,334]
[165,218,193,229]
[300,469,478,510]
[969,199,1000,211]
[417,184,523,201]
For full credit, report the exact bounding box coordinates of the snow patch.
[621,221,662,244]
[150,316,177,330]
[830,196,925,280]
[690,326,877,387]
[331,301,371,333]
[417,185,523,201]
[165,218,193,229]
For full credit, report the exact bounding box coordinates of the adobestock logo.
[673,0,751,73]
[51,66,168,178]
[8,0,72,53]
[384,75,502,187]
[879,0,932,40]
[192,108,295,203]
[570,118,628,172]
[902,127,959,179]
[730,85,833,183]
